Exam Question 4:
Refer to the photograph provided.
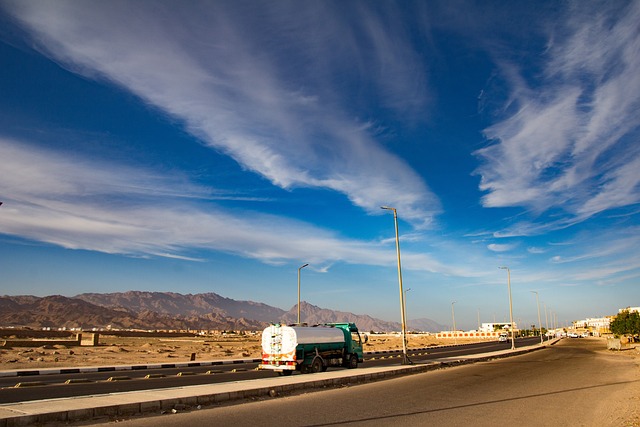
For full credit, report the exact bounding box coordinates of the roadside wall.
[435,331,501,339]
[1,333,99,348]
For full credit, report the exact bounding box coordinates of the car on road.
[498,332,509,342]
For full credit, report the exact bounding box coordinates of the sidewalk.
[0,340,557,426]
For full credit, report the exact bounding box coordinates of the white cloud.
[527,247,545,254]
[2,0,440,227]
[0,136,467,276]
[474,2,640,229]
[487,243,516,252]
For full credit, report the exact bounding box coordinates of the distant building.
[572,317,612,336]
[619,306,640,314]
[479,322,518,332]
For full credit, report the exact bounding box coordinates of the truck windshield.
[351,332,361,345]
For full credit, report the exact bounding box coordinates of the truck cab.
[324,322,364,367]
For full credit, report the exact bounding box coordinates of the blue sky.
[1,1,639,330]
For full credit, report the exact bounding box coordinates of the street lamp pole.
[451,301,457,345]
[544,302,549,341]
[297,263,309,324]
[381,206,410,364]
[531,291,543,344]
[499,266,516,350]
[404,287,411,349]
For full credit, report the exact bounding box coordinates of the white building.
[479,322,518,332]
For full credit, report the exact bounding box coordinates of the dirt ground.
[0,333,479,370]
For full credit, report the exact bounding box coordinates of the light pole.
[381,206,410,365]
[498,266,516,350]
[404,288,411,349]
[544,302,549,341]
[297,263,309,324]
[404,288,411,325]
[531,291,543,344]
[451,301,457,345]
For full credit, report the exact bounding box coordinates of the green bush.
[610,310,640,337]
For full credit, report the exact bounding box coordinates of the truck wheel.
[347,354,358,369]
[310,357,323,373]
[281,370,292,376]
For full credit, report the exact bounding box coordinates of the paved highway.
[96,338,640,427]
[0,338,541,403]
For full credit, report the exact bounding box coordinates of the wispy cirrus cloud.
[487,243,517,253]
[2,0,440,227]
[0,136,465,275]
[474,2,640,231]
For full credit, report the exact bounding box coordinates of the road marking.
[106,376,131,381]
[144,374,166,379]
[64,379,92,384]
[14,381,46,388]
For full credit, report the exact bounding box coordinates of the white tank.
[261,325,345,357]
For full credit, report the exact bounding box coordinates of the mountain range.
[0,291,444,332]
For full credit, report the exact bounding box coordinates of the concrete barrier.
[1,333,99,349]
[607,338,622,350]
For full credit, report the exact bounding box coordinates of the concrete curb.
[0,340,560,426]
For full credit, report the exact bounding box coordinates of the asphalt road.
[0,338,542,403]
[93,338,640,427]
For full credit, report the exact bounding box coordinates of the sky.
[0,1,639,331]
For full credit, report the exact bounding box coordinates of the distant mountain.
[408,318,446,333]
[1,291,441,333]
[0,295,266,331]
[284,302,401,332]
[76,291,285,322]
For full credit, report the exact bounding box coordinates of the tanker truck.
[259,323,364,375]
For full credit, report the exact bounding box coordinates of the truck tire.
[310,357,323,373]
[347,354,358,369]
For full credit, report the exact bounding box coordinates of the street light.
[451,301,457,345]
[404,288,411,324]
[381,206,411,365]
[297,263,309,324]
[544,302,549,341]
[498,266,516,350]
[531,291,543,344]
[404,288,411,349]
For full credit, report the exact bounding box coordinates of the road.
[0,338,541,403]
[93,338,640,427]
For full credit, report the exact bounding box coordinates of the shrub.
[610,310,640,337]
